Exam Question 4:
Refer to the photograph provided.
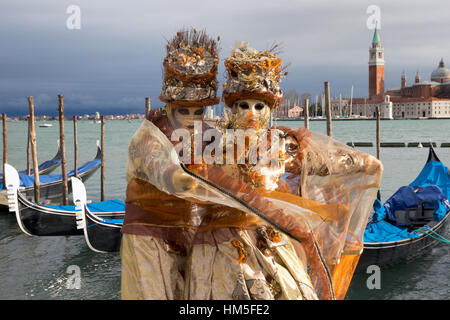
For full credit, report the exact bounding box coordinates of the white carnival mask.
[172,106,204,131]
[232,99,271,122]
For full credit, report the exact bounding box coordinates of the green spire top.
[372,28,381,45]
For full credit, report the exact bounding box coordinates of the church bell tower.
[368,28,385,99]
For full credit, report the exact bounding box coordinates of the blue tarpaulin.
[97,217,124,224]
[365,158,450,243]
[364,220,420,243]
[0,158,101,190]
[383,185,450,222]
[410,160,450,199]
[41,199,125,213]
[0,152,61,185]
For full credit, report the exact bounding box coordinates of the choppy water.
[0,119,448,299]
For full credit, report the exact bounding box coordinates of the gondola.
[0,143,63,211]
[72,177,124,252]
[4,163,124,237]
[1,142,101,209]
[2,144,104,236]
[356,146,450,272]
[0,141,61,187]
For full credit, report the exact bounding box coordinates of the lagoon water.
[0,119,448,299]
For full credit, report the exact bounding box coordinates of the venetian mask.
[169,104,204,131]
[231,99,271,129]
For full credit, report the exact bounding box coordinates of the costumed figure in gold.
[121,33,383,300]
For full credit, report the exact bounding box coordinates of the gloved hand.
[171,168,198,193]
[363,155,383,175]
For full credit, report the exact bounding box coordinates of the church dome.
[431,58,450,82]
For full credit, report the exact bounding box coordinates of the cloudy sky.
[1,0,449,116]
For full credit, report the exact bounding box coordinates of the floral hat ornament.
[222,42,287,109]
[159,28,220,108]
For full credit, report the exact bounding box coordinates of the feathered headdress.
[159,28,220,108]
[222,42,286,109]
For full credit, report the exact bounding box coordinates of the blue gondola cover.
[0,158,101,189]
[0,152,61,186]
[365,156,450,243]
[41,199,125,213]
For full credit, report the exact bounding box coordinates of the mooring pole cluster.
[58,95,69,205]
[73,115,78,178]
[304,98,310,130]
[376,105,381,200]
[324,81,332,137]
[27,117,31,176]
[2,113,7,189]
[100,115,105,202]
[28,96,40,203]
[3,95,108,205]
[145,97,151,118]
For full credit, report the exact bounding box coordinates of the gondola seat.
[394,201,435,226]
[383,185,449,225]
[364,184,449,243]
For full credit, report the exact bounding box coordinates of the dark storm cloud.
[0,0,449,116]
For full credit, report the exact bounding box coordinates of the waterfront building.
[205,106,214,120]
[288,105,303,118]
[275,99,303,119]
[380,95,393,119]
[368,28,385,99]
[352,29,450,119]
[276,98,293,119]
[331,96,350,117]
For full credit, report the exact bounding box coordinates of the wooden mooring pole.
[376,105,381,200]
[58,94,69,205]
[2,113,7,188]
[304,98,310,129]
[27,117,31,175]
[324,81,332,137]
[100,115,105,201]
[145,97,151,118]
[73,116,78,178]
[28,97,40,202]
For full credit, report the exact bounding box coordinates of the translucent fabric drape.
[125,120,382,300]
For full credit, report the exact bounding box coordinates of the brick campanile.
[368,28,385,99]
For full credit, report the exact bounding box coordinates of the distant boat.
[93,112,101,124]
[39,123,53,128]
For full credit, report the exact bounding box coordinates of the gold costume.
[120,33,383,300]
[121,118,382,300]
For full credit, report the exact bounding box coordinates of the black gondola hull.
[12,147,103,236]
[355,213,449,273]
[1,146,100,212]
[30,161,59,176]
[0,144,61,183]
[356,146,450,273]
[85,212,123,252]
[19,204,82,236]
[21,165,99,202]
[0,147,63,212]
[1,163,99,212]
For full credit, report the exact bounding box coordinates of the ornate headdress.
[222,42,285,109]
[159,28,220,108]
